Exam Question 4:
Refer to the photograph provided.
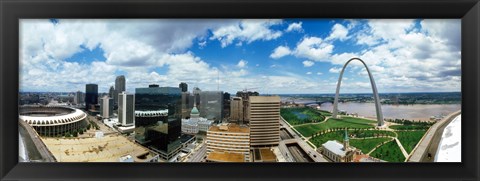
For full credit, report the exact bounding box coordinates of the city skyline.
[20,19,461,94]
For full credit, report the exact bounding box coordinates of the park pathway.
[366,138,395,155]
[394,138,409,158]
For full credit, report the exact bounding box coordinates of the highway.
[287,143,314,162]
[186,143,207,162]
[280,128,294,140]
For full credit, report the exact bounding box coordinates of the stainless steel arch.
[332,58,384,126]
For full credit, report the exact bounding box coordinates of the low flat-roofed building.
[206,151,245,162]
[253,148,277,162]
[206,123,250,162]
[42,134,159,162]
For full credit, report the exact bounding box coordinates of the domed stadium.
[19,106,88,137]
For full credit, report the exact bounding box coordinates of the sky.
[19,19,461,94]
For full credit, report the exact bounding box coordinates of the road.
[186,143,207,162]
[287,144,314,162]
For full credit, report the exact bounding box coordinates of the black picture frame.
[1,0,479,181]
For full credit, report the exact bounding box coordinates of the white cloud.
[302,60,314,67]
[293,36,334,61]
[334,19,461,93]
[237,59,248,68]
[198,41,207,48]
[329,67,342,73]
[326,23,349,41]
[286,22,303,32]
[19,19,230,92]
[210,19,283,48]
[306,72,312,75]
[19,19,461,94]
[270,46,291,59]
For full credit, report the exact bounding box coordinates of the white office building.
[100,96,113,118]
[118,92,135,126]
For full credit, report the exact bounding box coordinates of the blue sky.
[20,19,461,94]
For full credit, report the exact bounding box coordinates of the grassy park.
[350,137,393,154]
[281,108,433,162]
[293,117,375,137]
[396,130,427,153]
[281,107,327,125]
[370,140,406,162]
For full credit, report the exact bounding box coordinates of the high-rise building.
[85,84,98,110]
[74,91,84,105]
[118,92,135,126]
[248,96,280,147]
[179,82,188,92]
[134,86,182,161]
[223,92,231,121]
[181,92,194,118]
[109,86,115,99]
[236,91,259,123]
[199,91,223,122]
[192,87,201,109]
[230,97,243,122]
[100,96,114,118]
[115,75,126,104]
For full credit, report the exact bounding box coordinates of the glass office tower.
[134,86,182,161]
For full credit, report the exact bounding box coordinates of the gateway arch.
[332,58,384,126]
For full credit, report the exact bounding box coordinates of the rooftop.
[322,140,346,157]
[208,123,249,133]
[254,148,276,162]
[249,96,280,103]
[206,152,245,162]
[42,134,155,162]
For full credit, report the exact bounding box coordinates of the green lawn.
[350,130,396,138]
[370,140,405,162]
[350,137,392,154]
[390,125,431,130]
[310,130,392,154]
[318,110,332,116]
[396,130,427,153]
[294,117,375,137]
[281,107,326,125]
[309,131,344,147]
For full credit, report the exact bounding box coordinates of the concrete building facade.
[248,96,280,147]
[199,91,223,122]
[118,92,135,126]
[115,75,126,105]
[206,123,250,162]
[230,97,243,122]
[100,96,114,119]
[74,91,84,105]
